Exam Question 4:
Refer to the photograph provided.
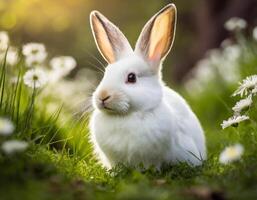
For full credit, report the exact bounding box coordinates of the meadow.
[0,18,257,200]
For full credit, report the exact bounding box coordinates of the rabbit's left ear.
[90,11,133,64]
[135,4,177,65]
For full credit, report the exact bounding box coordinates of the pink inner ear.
[92,14,116,63]
[148,10,173,62]
[148,39,163,62]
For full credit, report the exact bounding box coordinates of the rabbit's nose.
[100,95,111,103]
[98,90,111,103]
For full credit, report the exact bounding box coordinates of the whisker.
[80,76,98,90]
[83,48,106,70]
[72,96,93,120]
[93,70,104,77]
[85,60,105,74]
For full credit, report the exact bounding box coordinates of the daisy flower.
[0,31,9,51]
[233,75,257,97]
[221,39,233,48]
[22,43,47,67]
[23,69,48,88]
[22,43,46,57]
[2,140,28,154]
[48,70,63,83]
[219,144,244,164]
[232,95,252,113]
[50,56,77,76]
[223,44,241,61]
[221,115,249,129]
[7,47,18,65]
[0,46,19,66]
[24,55,47,68]
[251,86,257,95]
[224,17,247,31]
[253,26,257,41]
[0,118,14,136]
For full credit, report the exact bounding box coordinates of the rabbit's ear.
[90,11,133,64]
[135,4,177,65]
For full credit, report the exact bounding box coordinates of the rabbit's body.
[89,4,206,169]
[90,84,205,169]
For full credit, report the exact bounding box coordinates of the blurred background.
[1,0,257,84]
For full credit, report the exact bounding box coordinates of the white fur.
[89,55,206,169]
[89,4,206,169]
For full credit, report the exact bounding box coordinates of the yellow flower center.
[31,49,39,54]
[226,148,238,158]
[33,75,39,81]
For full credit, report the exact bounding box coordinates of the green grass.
[1,37,257,200]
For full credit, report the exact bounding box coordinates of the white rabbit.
[89,3,206,169]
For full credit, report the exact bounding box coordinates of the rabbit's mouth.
[99,103,130,115]
[102,105,114,111]
[95,99,130,115]
[93,90,130,114]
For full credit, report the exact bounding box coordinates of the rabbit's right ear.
[90,11,133,64]
[135,4,177,67]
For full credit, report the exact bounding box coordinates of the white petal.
[2,140,28,154]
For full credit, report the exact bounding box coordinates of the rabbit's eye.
[127,73,136,83]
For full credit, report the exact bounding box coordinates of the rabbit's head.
[90,4,177,114]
